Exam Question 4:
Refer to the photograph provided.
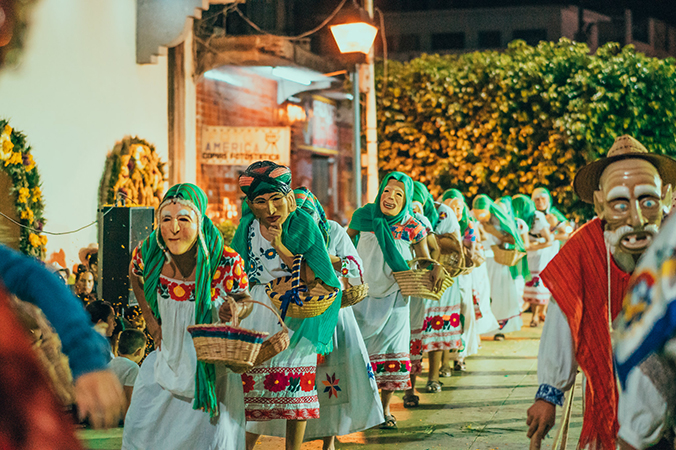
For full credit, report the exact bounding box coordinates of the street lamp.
[329,6,378,55]
[330,1,378,209]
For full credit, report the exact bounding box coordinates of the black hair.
[117,329,147,355]
[87,252,98,267]
[75,264,93,282]
[85,300,114,324]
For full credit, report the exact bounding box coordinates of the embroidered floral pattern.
[263,248,277,260]
[263,373,289,392]
[242,374,255,394]
[300,373,315,392]
[449,313,461,328]
[390,216,427,244]
[321,373,341,399]
[366,363,375,380]
[410,339,422,356]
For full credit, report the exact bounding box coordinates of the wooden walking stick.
[551,382,576,450]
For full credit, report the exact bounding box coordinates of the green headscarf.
[294,187,330,247]
[138,183,223,418]
[532,187,567,223]
[349,172,415,273]
[412,181,439,228]
[231,162,341,355]
[441,189,471,233]
[472,194,529,280]
[512,194,536,228]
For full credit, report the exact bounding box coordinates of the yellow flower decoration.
[28,233,41,247]
[40,235,48,246]
[32,186,41,202]
[5,152,22,166]
[20,208,34,222]
[0,138,13,161]
[3,125,12,136]
[17,187,29,203]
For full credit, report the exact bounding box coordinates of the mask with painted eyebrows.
[594,158,666,256]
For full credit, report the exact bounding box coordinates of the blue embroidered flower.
[366,362,375,380]
[263,248,277,260]
[535,384,564,407]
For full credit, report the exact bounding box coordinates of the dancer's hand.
[429,263,444,292]
[268,224,283,250]
[75,370,126,429]
[526,399,556,449]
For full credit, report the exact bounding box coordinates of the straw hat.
[78,243,98,266]
[573,135,676,204]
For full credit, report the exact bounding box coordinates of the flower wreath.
[98,136,166,209]
[0,119,47,258]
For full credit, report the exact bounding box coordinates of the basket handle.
[407,257,440,269]
[342,255,364,283]
[240,298,290,334]
[278,254,306,321]
[224,297,240,327]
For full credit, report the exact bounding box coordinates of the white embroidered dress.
[253,221,384,438]
[242,220,320,430]
[409,205,464,374]
[122,246,248,450]
[352,214,427,391]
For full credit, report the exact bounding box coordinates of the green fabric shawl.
[512,194,536,228]
[413,181,439,228]
[139,183,224,418]
[473,194,529,280]
[496,196,531,280]
[294,187,330,247]
[442,189,471,233]
[532,187,567,223]
[349,172,415,273]
[231,204,341,355]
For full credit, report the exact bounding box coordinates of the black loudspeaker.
[97,207,154,310]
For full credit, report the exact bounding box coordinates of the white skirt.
[451,273,480,359]
[248,307,384,438]
[122,351,245,450]
[352,290,412,391]
[472,264,500,335]
[484,257,523,334]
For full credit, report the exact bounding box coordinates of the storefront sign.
[300,97,338,154]
[202,126,290,165]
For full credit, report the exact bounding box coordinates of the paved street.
[79,312,583,450]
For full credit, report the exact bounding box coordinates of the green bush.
[375,39,676,219]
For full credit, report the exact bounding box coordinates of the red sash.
[541,218,630,450]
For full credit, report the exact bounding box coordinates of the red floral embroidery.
[430,315,444,330]
[163,280,192,301]
[263,373,289,392]
[300,373,315,392]
[385,361,401,372]
[450,313,461,328]
[410,339,422,356]
[241,374,255,394]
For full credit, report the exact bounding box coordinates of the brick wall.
[196,67,355,226]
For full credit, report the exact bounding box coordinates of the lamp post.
[330,2,378,208]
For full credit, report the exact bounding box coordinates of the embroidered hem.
[535,383,564,407]
[245,408,320,421]
[378,379,411,391]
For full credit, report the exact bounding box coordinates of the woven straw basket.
[341,255,369,308]
[253,302,290,367]
[393,257,454,301]
[491,245,526,267]
[437,233,474,277]
[188,298,270,373]
[266,254,339,319]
